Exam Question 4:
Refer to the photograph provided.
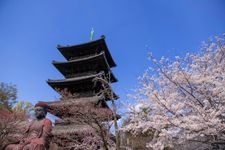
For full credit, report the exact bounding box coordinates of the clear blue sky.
[0,0,225,107]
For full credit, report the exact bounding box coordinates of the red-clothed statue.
[5,102,52,150]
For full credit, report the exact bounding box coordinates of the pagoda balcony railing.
[68,50,100,61]
[65,71,98,79]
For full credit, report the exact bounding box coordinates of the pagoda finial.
[90,28,94,41]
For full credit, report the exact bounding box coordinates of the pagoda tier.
[44,95,108,117]
[51,124,116,149]
[52,52,112,78]
[47,71,118,99]
[45,101,118,123]
[43,95,120,123]
[57,36,116,67]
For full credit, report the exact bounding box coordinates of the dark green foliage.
[0,82,17,110]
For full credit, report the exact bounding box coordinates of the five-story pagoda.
[45,35,119,149]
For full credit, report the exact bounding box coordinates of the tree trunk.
[112,99,120,150]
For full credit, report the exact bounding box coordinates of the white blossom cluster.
[122,34,225,149]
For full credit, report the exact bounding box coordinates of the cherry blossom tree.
[122,34,225,149]
[0,82,33,149]
[93,74,121,149]
[0,107,29,149]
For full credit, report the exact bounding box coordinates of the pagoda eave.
[47,71,118,86]
[52,51,108,66]
[52,52,113,77]
[43,100,117,121]
[47,72,118,100]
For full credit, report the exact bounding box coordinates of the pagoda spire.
[90,27,94,41]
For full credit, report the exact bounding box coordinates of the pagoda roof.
[47,72,118,84]
[43,96,110,118]
[42,99,121,123]
[52,52,112,78]
[43,94,108,107]
[47,71,117,84]
[57,36,116,67]
[47,72,118,98]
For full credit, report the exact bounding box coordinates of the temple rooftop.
[56,36,116,67]
[47,71,117,85]
[52,52,112,78]
[47,71,118,99]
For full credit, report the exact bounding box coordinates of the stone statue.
[5,102,52,150]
